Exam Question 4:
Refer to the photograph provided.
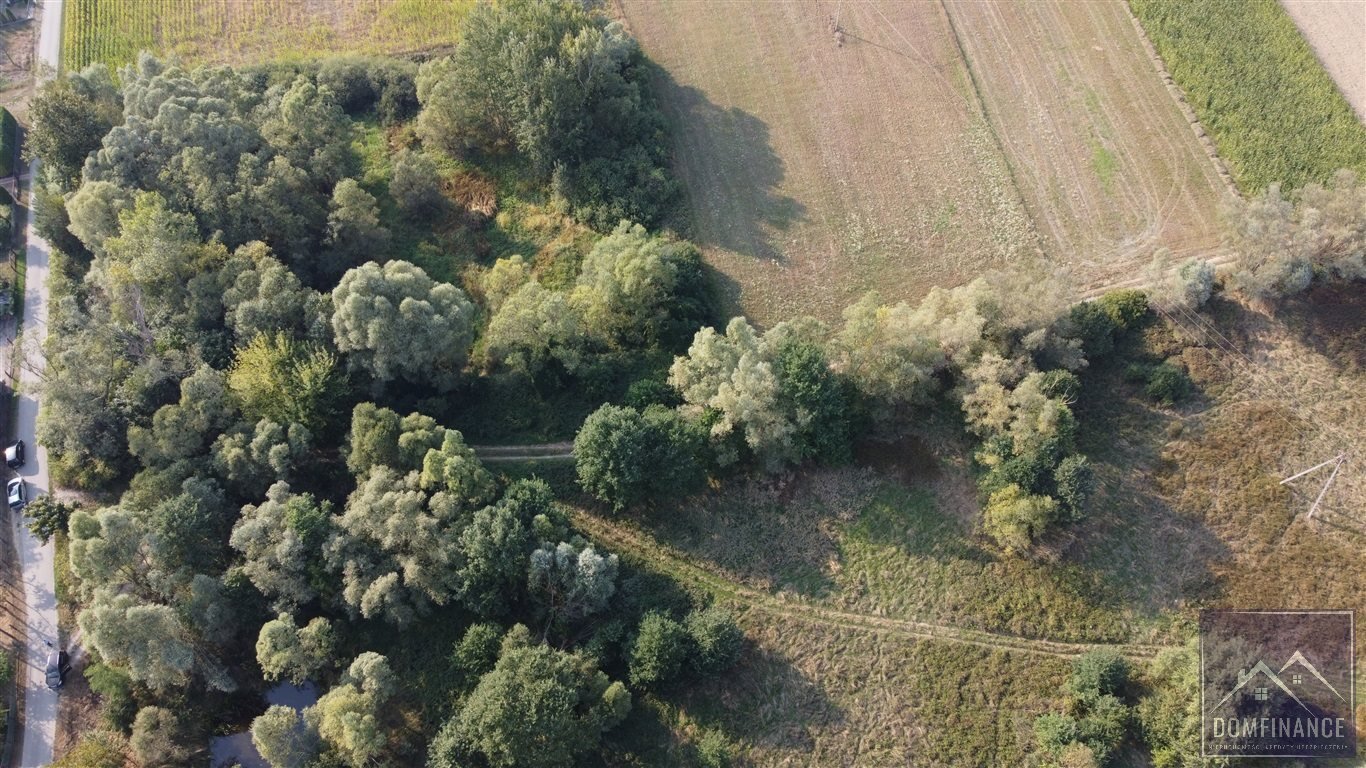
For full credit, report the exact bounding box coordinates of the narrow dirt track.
[470,442,574,462]
[572,511,1174,661]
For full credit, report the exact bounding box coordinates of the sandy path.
[1281,0,1366,123]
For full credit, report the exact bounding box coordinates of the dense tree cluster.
[1034,646,1210,768]
[416,0,677,228]
[482,221,711,381]
[27,30,736,764]
[1227,169,1366,302]
[575,265,1124,557]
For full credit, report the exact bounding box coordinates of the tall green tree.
[231,482,334,612]
[429,634,631,768]
[331,260,476,390]
[574,404,704,511]
[27,65,121,188]
[323,178,390,281]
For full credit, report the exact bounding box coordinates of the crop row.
[1131,0,1366,193]
[61,0,471,74]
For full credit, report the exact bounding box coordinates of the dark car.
[4,440,22,469]
[44,649,69,690]
[6,477,24,510]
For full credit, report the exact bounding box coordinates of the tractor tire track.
[572,511,1173,661]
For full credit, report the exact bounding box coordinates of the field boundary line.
[933,0,1045,261]
[573,510,1174,660]
[1119,0,1241,200]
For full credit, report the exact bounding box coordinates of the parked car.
[44,649,69,690]
[6,476,24,509]
[5,439,23,468]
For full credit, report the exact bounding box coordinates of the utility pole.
[1280,453,1347,520]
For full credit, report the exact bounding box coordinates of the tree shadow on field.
[1069,349,1232,619]
[1277,281,1366,373]
[638,469,875,601]
[647,64,805,264]
[680,638,843,758]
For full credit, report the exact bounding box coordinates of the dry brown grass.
[618,0,1231,324]
[668,610,1070,766]
[618,0,1036,325]
[1148,290,1366,660]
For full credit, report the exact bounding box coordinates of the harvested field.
[619,0,1232,324]
[1280,0,1366,122]
[943,0,1233,291]
[618,0,1037,325]
[61,0,473,74]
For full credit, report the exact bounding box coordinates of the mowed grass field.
[618,0,1037,325]
[62,0,473,74]
[943,0,1232,291]
[619,0,1232,323]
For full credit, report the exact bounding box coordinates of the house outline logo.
[1200,610,1356,759]
[1209,650,1347,715]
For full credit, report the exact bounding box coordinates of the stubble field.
[618,0,1037,325]
[618,0,1232,324]
[943,0,1232,291]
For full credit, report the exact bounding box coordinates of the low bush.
[1145,363,1193,405]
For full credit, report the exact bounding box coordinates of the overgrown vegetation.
[1130,0,1366,193]
[25,0,1366,764]
[28,1,741,764]
[1223,169,1366,302]
[0,106,15,178]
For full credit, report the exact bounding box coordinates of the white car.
[7,477,25,510]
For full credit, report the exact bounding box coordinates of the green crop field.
[61,0,473,74]
[1131,0,1366,193]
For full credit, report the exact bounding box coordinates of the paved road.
[12,1,62,765]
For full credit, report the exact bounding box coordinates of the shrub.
[1144,364,1193,405]
[130,706,192,767]
[389,149,447,220]
[1039,369,1082,402]
[695,729,732,768]
[623,376,680,410]
[981,484,1060,553]
[1069,650,1131,701]
[1067,302,1118,358]
[1077,694,1129,765]
[1034,712,1080,755]
[1122,362,1152,384]
[51,731,126,768]
[85,662,137,733]
[628,612,692,689]
[685,606,744,675]
[1096,289,1149,331]
[1053,455,1095,522]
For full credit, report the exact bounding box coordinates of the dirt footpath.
[1281,0,1366,122]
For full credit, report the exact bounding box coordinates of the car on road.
[6,477,25,510]
[44,649,69,690]
[4,440,23,469]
